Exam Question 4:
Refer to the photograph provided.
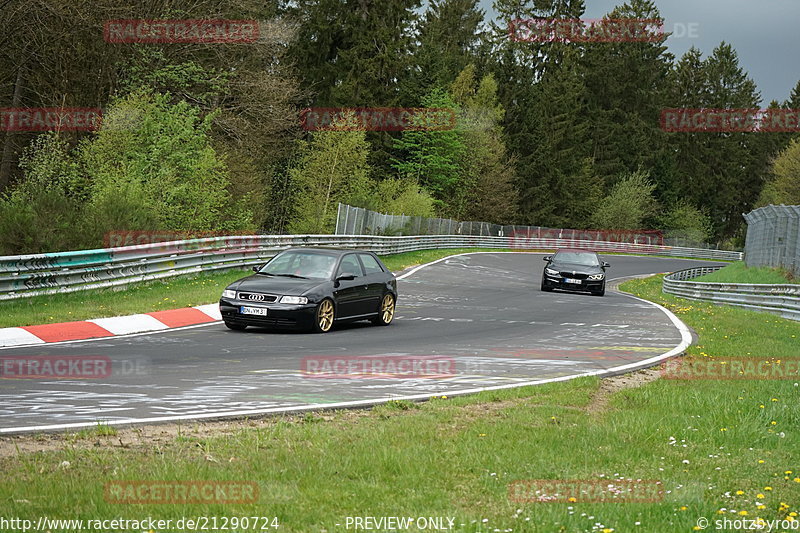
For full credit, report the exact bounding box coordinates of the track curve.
[0,252,718,434]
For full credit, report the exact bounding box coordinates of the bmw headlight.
[222,289,237,299]
[545,267,560,276]
[587,273,605,281]
[280,295,308,305]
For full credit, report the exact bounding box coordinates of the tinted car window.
[358,253,383,274]
[553,252,600,266]
[261,251,337,279]
[337,254,364,277]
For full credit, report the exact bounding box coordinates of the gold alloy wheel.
[380,294,395,324]
[317,299,334,332]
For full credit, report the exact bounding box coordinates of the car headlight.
[587,273,604,281]
[280,295,308,305]
[545,267,560,276]
[222,289,237,299]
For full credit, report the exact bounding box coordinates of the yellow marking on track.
[587,346,665,352]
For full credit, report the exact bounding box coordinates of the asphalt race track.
[0,252,720,434]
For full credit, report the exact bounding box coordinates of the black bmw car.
[540,249,610,296]
[219,248,397,333]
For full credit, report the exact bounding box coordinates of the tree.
[757,138,800,206]
[451,65,519,223]
[405,0,486,101]
[581,0,673,188]
[0,133,86,253]
[288,115,373,233]
[590,169,659,230]
[667,43,767,239]
[658,201,713,244]
[81,91,251,238]
[392,89,468,216]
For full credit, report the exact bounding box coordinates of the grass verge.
[1,275,799,531]
[0,248,512,328]
[694,261,798,284]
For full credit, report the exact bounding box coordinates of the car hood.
[229,275,327,296]
[547,261,604,275]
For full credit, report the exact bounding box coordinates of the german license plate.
[240,306,268,316]
[564,278,581,284]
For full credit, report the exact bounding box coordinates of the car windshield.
[553,252,600,266]
[259,252,337,279]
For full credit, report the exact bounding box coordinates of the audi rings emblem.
[248,294,265,301]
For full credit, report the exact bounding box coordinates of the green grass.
[694,261,798,284]
[0,248,511,328]
[2,274,800,531]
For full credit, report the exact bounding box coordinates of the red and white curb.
[0,304,221,347]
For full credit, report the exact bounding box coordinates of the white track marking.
[88,314,169,335]
[0,327,46,347]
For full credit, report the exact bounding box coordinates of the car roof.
[282,247,374,256]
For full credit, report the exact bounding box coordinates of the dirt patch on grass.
[586,367,662,415]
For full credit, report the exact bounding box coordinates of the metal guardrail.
[663,266,800,321]
[0,234,743,301]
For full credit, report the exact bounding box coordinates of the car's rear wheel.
[371,293,396,326]
[225,321,246,331]
[313,298,335,333]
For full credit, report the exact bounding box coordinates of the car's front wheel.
[592,285,606,297]
[313,298,335,333]
[541,279,553,292]
[225,321,247,331]
[371,293,396,326]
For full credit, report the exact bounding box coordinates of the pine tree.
[451,65,519,223]
[405,0,486,102]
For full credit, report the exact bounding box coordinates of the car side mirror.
[336,272,356,282]
[601,262,611,268]
[252,264,262,272]
[543,256,552,262]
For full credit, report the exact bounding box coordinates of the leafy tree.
[288,115,373,233]
[451,65,519,223]
[81,91,251,239]
[392,89,467,216]
[0,134,86,253]
[658,201,713,244]
[590,169,659,230]
[757,138,800,206]
[371,178,436,217]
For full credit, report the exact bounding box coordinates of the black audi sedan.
[540,249,610,296]
[219,248,397,333]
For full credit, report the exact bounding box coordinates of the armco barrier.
[663,266,800,321]
[0,234,742,301]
